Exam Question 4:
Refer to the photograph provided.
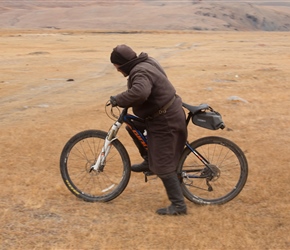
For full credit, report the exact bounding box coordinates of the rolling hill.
[0,0,290,31]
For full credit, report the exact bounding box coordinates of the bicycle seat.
[182,102,210,115]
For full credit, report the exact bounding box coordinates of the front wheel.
[60,130,131,202]
[178,136,248,205]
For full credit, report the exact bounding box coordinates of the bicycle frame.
[91,106,214,179]
[123,114,148,150]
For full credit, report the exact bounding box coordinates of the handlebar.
[106,100,128,123]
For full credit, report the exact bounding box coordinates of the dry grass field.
[0,30,290,249]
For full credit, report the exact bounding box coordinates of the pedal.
[143,171,155,182]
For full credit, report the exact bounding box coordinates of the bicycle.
[60,101,248,205]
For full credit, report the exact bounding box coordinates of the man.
[110,44,187,215]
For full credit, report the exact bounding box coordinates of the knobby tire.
[178,136,248,205]
[60,130,131,202]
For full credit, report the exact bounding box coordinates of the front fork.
[90,121,122,172]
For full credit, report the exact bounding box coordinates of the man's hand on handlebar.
[110,96,118,107]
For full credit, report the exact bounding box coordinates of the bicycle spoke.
[60,130,131,202]
[179,136,248,205]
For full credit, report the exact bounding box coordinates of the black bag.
[192,108,225,130]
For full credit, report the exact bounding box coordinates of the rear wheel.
[60,130,131,202]
[178,136,248,205]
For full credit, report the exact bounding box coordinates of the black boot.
[131,156,150,172]
[156,172,187,215]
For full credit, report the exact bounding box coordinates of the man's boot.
[131,155,150,172]
[156,172,187,215]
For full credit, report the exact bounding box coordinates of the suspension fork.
[90,121,122,172]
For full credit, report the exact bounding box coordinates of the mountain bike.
[60,101,248,205]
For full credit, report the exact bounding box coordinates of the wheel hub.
[201,164,220,181]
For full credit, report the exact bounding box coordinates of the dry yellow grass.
[0,30,289,249]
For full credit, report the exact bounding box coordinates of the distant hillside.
[1,0,290,31]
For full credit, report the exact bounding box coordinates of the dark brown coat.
[115,57,187,175]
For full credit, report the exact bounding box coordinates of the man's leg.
[156,171,187,215]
